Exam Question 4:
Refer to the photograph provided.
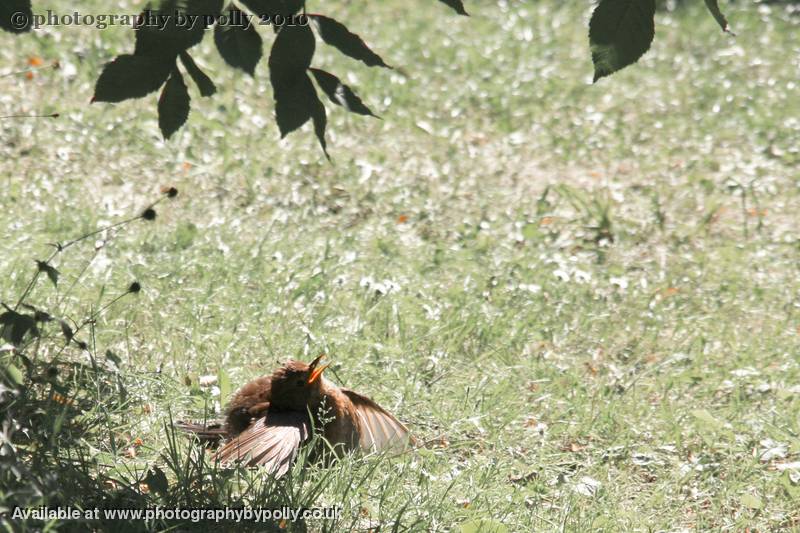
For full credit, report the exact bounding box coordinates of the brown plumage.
[177,355,413,476]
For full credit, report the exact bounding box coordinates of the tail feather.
[213,411,310,476]
[175,420,228,446]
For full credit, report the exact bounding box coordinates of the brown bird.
[178,355,413,476]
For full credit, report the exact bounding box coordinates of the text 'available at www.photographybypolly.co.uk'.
[7,505,343,523]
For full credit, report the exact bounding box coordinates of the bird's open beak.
[307,355,330,384]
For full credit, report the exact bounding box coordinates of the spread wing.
[341,389,414,452]
[213,410,310,476]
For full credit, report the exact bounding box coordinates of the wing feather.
[213,410,310,475]
[341,389,414,452]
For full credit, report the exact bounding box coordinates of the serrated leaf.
[240,0,303,18]
[179,52,216,96]
[0,310,39,346]
[93,55,173,103]
[739,493,763,510]
[0,0,32,33]
[269,25,323,144]
[437,0,468,16]
[589,0,656,82]
[272,77,312,136]
[134,0,224,57]
[704,0,733,34]
[310,68,377,117]
[273,72,328,148]
[36,260,59,287]
[269,24,315,85]
[144,466,169,495]
[310,15,390,69]
[5,363,24,386]
[214,9,263,75]
[311,94,329,160]
[158,68,190,140]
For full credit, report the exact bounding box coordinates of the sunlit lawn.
[2,0,800,530]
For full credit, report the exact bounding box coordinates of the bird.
[177,355,414,476]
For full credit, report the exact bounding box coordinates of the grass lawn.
[2,0,800,530]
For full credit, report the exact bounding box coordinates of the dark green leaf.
[0,0,32,33]
[179,52,217,96]
[310,15,390,69]
[589,0,656,82]
[273,72,319,138]
[269,24,315,86]
[144,466,169,495]
[158,68,191,140]
[36,260,59,287]
[269,25,319,139]
[0,310,39,345]
[214,8,263,75]
[437,0,468,16]
[240,0,303,18]
[310,68,377,118]
[134,0,224,57]
[704,0,733,34]
[311,92,329,160]
[92,55,173,103]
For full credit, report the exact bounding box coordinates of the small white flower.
[198,375,217,387]
[553,269,570,282]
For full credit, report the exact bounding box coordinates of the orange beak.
[307,355,330,384]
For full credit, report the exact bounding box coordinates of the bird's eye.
[296,379,304,387]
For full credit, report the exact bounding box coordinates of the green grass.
[2,0,800,530]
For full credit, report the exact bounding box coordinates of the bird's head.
[269,354,331,410]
